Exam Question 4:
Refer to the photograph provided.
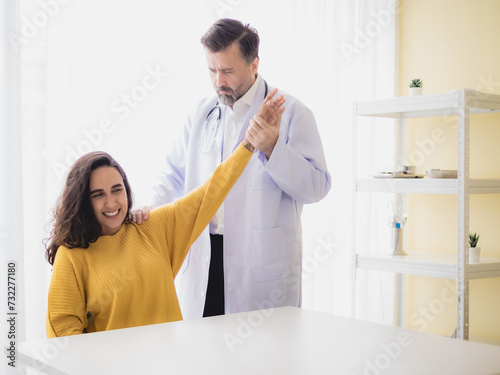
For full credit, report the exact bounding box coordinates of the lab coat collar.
[233,76,270,152]
[240,74,262,108]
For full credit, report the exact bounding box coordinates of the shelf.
[356,251,500,280]
[355,89,500,119]
[352,88,500,340]
[356,178,500,194]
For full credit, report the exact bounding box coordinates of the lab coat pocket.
[250,159,278,190]
[251,227,288,281]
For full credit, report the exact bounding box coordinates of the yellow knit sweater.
[47,144,252,337]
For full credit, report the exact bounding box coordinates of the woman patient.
[45,90,285,337]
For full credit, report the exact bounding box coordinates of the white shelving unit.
[351,89,500,340]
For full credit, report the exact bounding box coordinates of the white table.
[17,307,500,374]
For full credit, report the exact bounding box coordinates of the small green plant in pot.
[469,232,481,263]
[409,78,423,96]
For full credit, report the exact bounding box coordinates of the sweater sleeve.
[46,248,87,338]
[168,144,252,276]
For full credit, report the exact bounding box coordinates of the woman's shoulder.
[52,244,89,270]
[56,244,85,257]
[148,204,175,222]
[130,204,175,237]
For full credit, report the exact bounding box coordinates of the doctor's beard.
[217,86,239,106]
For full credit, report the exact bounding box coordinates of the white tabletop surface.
[17,306,500,375]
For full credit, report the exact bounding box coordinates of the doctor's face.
[205,41,259,107]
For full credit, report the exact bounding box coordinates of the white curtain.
[1,0,26,349]
[2,0,397,342]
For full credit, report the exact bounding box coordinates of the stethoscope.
[199,80,268,153]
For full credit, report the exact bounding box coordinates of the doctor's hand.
[246,112,283,160]
[246,89,285,159]
[129,205,152,225]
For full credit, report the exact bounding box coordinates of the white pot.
[409,87,423,96]
[469,247,481,263]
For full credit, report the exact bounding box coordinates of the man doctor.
[132,18,331,319]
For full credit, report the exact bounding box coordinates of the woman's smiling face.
[89,166,128,236]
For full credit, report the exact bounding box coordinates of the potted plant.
[469,232,481,263]
[409,78,423,96]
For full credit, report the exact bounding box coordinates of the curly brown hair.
[45,151,133,265]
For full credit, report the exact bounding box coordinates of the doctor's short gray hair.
[200,18,260,65]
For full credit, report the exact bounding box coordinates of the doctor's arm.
[246,88,285,159]
[259,106,331,204]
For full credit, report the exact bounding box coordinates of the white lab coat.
[148,78,331,319]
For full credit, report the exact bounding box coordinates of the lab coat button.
[205,256,209,262]
[201,291,205,297]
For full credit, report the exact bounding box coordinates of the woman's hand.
[256,88,285,126]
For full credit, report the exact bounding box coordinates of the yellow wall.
[400,0,500,344]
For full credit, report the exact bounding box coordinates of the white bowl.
[398,165,416,174]
[426,169,457,179]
